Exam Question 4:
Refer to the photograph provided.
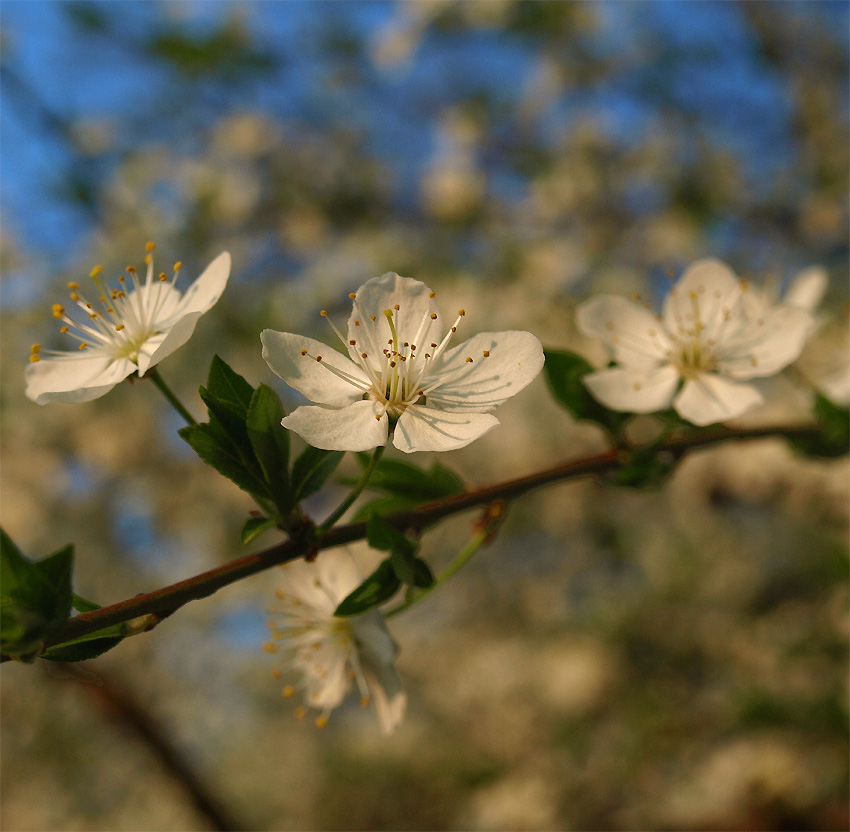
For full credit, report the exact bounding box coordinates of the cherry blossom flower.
[26,244,231,405]
[576,259,813,426]
[265,548,406,734]
[261,272,544,452]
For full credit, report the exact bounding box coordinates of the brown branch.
[11,423,823,659]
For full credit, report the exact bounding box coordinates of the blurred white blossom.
[576,259,813,425]
[267,549,405,735]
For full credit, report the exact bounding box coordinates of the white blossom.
[261,272,544,452]
[576,259,814,426]
[26,244,231,405]
[776,267,848,407]
[266,549,406,734]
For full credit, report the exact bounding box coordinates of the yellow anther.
[78,342,88,350]
[67,281,79,289]
[482,350,490,357]
[361,352,368,359]
[320,310,328,317]
[349,292,356,299]
[294,707,306,720]
[146,241,155,252]
[360,696,370,708]
[751,357,758,367]
[315,715,328,729]
[52,304,65,318]
[144,255,151,266]
[315,356,322,362]
[60,326,69,333]
[458,309,465,316]
[115,324,125,331]
[159,272,167,282]
[127,266,136,274]
[393,304,400,311]
[173,261,182,272]
[30,343,41,353]
[70,292,80,301]
[354,320,361,326]
[282,685,295,698]
[349,339,356,345]
[429,291,436,298]
[430,313,437,320]
[262,642,278,653]
[271,668,283,680]
[375,413,382,421]
[85,302,92,308]
[370,315,376,322]
[90,265,103,277]
[29,354,41,363]
[300,349,307,356]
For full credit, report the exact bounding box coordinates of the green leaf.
[205,355,255,418]
[292,446,345,501]
[71,593,101,613]
[40,634,125,663]
[240,515,278,546]
[353,456,465,500]
[366,514,418,558]
[410,557,435,589]
[334,559,401,617]
[352,494,423,522]
[246,384,292,509]
[606,444,676,490]
[1,530,73,661]
[789,396,849,459]
[543,349,629,440]
[179,423,272,502]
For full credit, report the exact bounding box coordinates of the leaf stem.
[317,444,385,535]
[148,368,197,426]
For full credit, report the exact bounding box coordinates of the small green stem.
[386,527,488,618]
[148,368,197,426]
[317,444,386,535]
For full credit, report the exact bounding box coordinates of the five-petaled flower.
[576,259,813,426]
[26,244,231,405]
[261,272,544,452]
[266,548,406,734]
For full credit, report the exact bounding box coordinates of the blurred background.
[1,2,848,830]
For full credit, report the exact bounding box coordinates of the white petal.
[785,266,828,312]
[281,400,389,451]
[137,311,202,375]
[576,296,669,368]
[393,406,499,453]
[262,330,370,407]
[362,661,406,735]
[25,353,135,404]
[174,252,231,316]
[717,305,813,379]
[347,272,440,359]
[674,374,762,425]
[663,259,742,343]
[353,610,405,735]
[425,330,544,412]
[314,549,363,603]
[583,365,679,413]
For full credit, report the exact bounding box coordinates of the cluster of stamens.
[29,242,183,365]
[301,289,491,421]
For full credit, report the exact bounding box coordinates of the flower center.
[302,291,483,421]
[30,242,183,366]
